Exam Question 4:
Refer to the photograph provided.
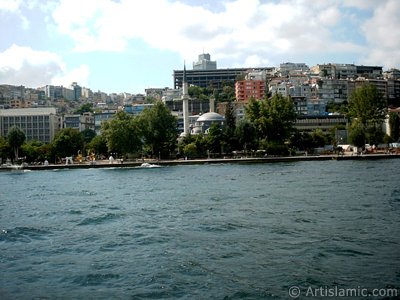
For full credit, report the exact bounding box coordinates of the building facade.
[64,112,95,132]
[295,115,348,133]
[173,68,249,90]
[235,80,266,102]
[193,53,217,70]
[0,107,62,143]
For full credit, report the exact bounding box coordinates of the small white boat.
[139,162,161,168]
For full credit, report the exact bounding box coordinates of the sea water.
[0,160,399,299]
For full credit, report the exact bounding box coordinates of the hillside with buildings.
[0,53,399,148]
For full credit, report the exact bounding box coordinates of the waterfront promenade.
[4,153,399,171]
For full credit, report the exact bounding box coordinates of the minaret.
[209,89,216,113]
[182,64,190,136]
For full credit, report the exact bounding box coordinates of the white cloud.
[0,0,30,29]
[0,44,89,88]
[49,0,361,65]
[2,0,399,94]
[361,0,400,68]
[0,0,22,12]
[51,64,90,87]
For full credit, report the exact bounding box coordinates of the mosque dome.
[196,112,225,122]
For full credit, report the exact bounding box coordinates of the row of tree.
[0,102,178,163]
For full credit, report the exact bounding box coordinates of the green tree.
[389,112,400,142]
[145,96,158,104]
[215,82,236,103]
[7,126,26,160]
[0,136,12,161]
[86,134,108,156]
[206,123,224,155]
[311,129,327,147]
[81,128,96,144]
[74,103,93,114]
[245,98,262,137]
[348,83,387,126]
[178,133,211,158]
[183,142,198,159]
[289,130,314,152]
[21,140,44,163]
[366,125,384,145]
[259,93,296,142]
[223,101,237,153]
[139,101,178,158]
[101,111,141,156]
[52,128,84,158]
[188,86,210,101]
[326,101,348,115]
[246,94,296,143]
[349,120,366,148]
[235,120,257,151]
[383,134,394,145]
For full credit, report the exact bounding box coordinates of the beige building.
[0,107,62,143]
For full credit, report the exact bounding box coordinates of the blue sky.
[0,0,399,94]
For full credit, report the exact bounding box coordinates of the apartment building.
[317,78,348,103]
[235,80,266,102]
[311,64,357,79]
[279,63,309,77]
[347,78,388,100]
[64,112,95,132]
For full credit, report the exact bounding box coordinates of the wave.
[77,213,123,226]
[72,273,120,286]
[0,226,51,243]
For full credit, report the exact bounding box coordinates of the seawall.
[12,153,400,171]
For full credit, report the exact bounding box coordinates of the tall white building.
[193,53,217,70]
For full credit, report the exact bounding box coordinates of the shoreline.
[2,153,400,171]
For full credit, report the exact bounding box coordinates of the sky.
[0,0,399,94]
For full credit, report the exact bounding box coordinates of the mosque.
[181,65,225,136]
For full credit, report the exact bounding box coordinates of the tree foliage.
[74,103,93,114]
[7,126,26,159]
[223,101,237,152]
[349,120,366,148]
[101,111,141,156]
[188,86,210,101]
[81,128,96,144]
[348,83,387,126]
[139,101,178,158]
[86,135,108,156]
[0,136,11,161]
[206,123,224,154]
[53,128,84,158]
[245,94,296,144]
[326,101,348,115]
[389,112,400,142]
[21,140,44,162]
[235,120,257,151]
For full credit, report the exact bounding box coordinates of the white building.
[279,63,309,77]
[193,53,217,70]
[0,107,62,143]
[64,112,95,132]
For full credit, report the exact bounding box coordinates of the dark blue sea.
[1,160,400,299]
